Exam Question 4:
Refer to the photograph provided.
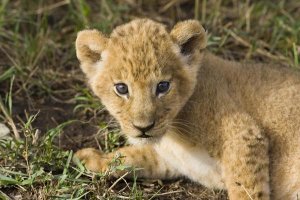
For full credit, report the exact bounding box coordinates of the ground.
[0,0,299,199]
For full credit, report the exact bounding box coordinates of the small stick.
[108,171,129,191]
[0,99,21,140]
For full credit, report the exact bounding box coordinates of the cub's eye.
[156,81,170,95]
[115,83,128,95]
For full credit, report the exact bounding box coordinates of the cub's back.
[199,52,300,150]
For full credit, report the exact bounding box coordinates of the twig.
[201,0,206,22]
[159,0,178,13]
[194,0,199,20]
[115,195,130,199]
[94,134,103,152]
[108,171,129,191]
[148,190,184,198]
[114,190,184,200]
[225,29,290,62]
[101,0,113,20]
[35,0,70,15]
[0,98,21,140]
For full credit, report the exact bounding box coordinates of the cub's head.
[75,19,207,144]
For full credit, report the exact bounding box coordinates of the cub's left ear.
[75,29,108,78]
[170,20,207,56]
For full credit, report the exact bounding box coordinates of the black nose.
[133,121,155,134]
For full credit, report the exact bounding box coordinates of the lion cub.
[74,19,300,200]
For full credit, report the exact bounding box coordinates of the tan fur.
[74,19,300,200]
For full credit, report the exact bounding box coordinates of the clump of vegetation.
[0,0,299,199]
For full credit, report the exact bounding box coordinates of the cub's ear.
[75,30,108,78]
[170,20,207,56]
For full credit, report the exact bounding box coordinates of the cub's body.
[74,19,300,200]
[173,53,300,198]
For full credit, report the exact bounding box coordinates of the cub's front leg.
[221,113,270,200]
[74,145,179,179]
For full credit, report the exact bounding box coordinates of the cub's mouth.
[132,126,168,141]
[120,121,168,143]
[137,134,152,138]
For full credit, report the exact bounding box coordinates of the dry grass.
[0,0,299,199]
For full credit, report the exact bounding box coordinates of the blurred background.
[0,0,299,199]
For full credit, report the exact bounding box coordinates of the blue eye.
[115,83,128,95]
[156,81,170,95]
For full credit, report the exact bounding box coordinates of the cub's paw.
[73,148,109,172]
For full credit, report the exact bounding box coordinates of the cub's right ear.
[170,20,207,58]
[75,30,108,78]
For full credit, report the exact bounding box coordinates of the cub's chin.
[127,134,164,145]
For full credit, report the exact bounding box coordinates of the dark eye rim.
[156,81,171,95]
[114,83,129,95]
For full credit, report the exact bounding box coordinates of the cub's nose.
[133,121,155,134]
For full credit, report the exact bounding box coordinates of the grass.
[0,0,299,199]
